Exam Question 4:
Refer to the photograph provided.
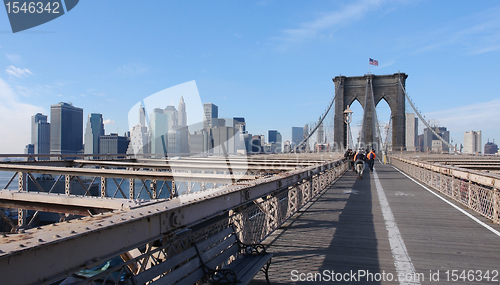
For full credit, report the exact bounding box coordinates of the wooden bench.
[131,226,272,285]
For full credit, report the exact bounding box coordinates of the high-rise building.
[139,104,146,126]
[463,130,482,154]
[423,126,449,152]
[99,133,129,155]
[178,96,187,127]
[268,130,282,153]
[317,122,324,144]
[292,127,303,147]
[150,108,168,155]
[303,124,310,151]
[212,126,236,154]
[164,105,178,130]
[203,103,218,130]
[127,105,150,155]
[405,113,418,151]
[268,130,278,143]
[50,102,83,154]
[190,129,210,154]
[484,140,499,155]
[84,113,105,155]
[233,117,245,132]
[31,113,50,156]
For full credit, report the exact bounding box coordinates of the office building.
[292,127,303,147]
[203,103,218,130]
[190,129,210,154]
[484,140,498,155]
[150,108,168,155]
[317,122,324,144]
[423,126,449,152]
[268,130,282,153]
[50,102,83,154]
[84,113,105,155]
[127,105,150,155]
[212,126,236,154]
[178,96,187,127]
[233,117,246,133]
[463,130,482,154]
[405,113,418,151]
[99,133,129,155]
[24,144,34,154]
[31,113,50,156]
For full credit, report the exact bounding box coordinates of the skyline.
[1,1,500,153]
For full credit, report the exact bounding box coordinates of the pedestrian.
[354,149,365,179]
[367,149,376,172]
[350,150,356,171]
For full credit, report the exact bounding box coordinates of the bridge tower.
[333,72,407,152]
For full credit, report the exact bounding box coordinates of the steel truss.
[0,157,347,285]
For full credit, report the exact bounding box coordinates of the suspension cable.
[398,78,456,153]
[295,80,340,151]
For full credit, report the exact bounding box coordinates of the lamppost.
[343,106,353,151]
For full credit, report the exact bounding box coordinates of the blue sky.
[1,0,500,153]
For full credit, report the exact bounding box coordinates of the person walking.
[354,149,365,179]
[367,149,376,172]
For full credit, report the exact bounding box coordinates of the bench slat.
[205,242,239,270]
[229,254,272,285]
[133,247,198,285]
[200,234,237,263]
[150,257,203,285]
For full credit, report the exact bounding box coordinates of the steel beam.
[0,158,344,285]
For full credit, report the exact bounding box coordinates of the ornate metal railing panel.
[0,157,347,285]
[390,155,500,225]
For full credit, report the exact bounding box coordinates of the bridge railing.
[389,155,500,225]
[0,157,347,285]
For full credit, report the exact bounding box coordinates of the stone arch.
[333,73,407,152]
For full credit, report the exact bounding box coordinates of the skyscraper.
[463,130,482,154]
[127,104,150,155]
[405,113,418,151]
[268,130,282,153]
[150,108,168,155]
[484,140,498,155]
[178,96,187,127]
[233,117,245,132]
[84,113,105,155]
[31,113,50,156]
[99,133,129,155]
[292,127,303,147]
[317,122,324,144]
[50,102,83,155]
[423,126,449,152]
[203,103,218,130]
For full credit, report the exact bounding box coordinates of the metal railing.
[0,157,347,285]
[390,155,500,225]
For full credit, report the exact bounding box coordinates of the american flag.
[369,58,378,66]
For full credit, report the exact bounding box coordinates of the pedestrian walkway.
[251,162,500,284]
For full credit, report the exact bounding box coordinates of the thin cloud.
[117,63,148,76]
[6,54,22,64]
[408,6,500,55]
[423,99,500,143]
[0,77,43,153]
[273,0,387,49]
[6,65,33,78]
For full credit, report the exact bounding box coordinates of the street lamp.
[343,106,353,150]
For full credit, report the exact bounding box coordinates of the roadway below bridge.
[252,161,500,285]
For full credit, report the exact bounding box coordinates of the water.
[0,171,18,190]
[1,171,205,200]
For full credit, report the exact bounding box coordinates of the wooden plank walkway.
[251,162,500,284]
